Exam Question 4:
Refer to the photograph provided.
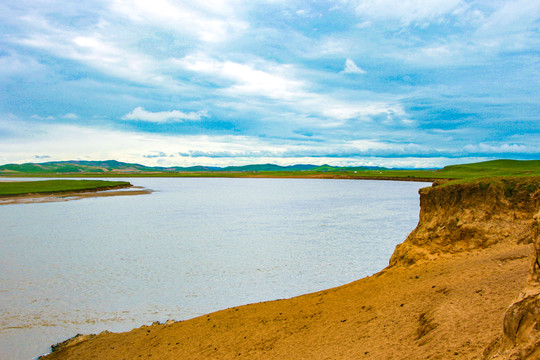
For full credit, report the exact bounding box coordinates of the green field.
[1,159,539,185]
[0,180,131,196]
[182,159,539,183]
[306,160,540,182]
[436,159,540,177]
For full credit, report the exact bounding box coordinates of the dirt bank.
[41,177,540,359]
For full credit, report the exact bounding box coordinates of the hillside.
[0,160,391,175]
[1,160,539,181]
[437,160,540,179]
[0,160,336,174]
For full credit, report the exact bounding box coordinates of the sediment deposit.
[41,177,540,359]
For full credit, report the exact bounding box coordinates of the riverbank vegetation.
[0,180,131,197]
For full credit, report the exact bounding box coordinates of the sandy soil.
[41,242,531,360]
[0,187,152,205]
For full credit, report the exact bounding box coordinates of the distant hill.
[0,160,540,181]
[0,160,158,174]
[3,159,538,177]
[220,164,316,172]
[0,160,384,174]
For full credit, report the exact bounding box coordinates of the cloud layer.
[123,107,209,122]
[0,0,538,167]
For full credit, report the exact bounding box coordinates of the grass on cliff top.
[437,160,540,178]
[0,180,131,196]
[430,160,540,187]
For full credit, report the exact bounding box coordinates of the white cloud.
[14,18,186,91]
[321,102,404,121]
[474,0,540,51]
[0,52,44,76]
[315,38,351,56]
[478,0,540,35]
[175,53,403,123]
[110,0,248,43]
[122,107,209,123]
[175,53,306,101]
[62,113,79,120]
[30,115,56,121]
[345,0,466,25]
[463,143,533,154]
[342,58,366,74]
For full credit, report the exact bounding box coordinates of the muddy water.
[0,177,426,359]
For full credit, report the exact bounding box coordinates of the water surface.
[0,177,426,359]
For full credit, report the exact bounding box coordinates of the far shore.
[0,172,439,182]
[0,186,152,205]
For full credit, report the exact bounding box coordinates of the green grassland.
[165,159,539,183]
[0,180,131,196]
[0,160,539,184]
[436,159,540,178]
[301,160,540,183]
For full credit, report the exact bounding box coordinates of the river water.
[0,177,426,359]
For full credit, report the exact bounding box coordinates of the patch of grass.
[0,180,131,196]
[436,160,540,178]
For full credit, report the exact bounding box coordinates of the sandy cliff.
[390,178,539,267]
[485,199,540,359]
[42,177,540,359]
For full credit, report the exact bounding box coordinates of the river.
[0,177,426,359]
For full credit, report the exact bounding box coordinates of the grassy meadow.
[0,180,131,196]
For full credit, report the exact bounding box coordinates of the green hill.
[437,159,540,178]
[0,161,362,174]
[0,160,156,174]
[221,164,318,172]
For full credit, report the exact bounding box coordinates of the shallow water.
[0,177,426,359]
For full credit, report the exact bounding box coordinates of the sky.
[0,0,539,168]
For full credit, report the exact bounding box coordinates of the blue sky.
[0,0,539,168]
